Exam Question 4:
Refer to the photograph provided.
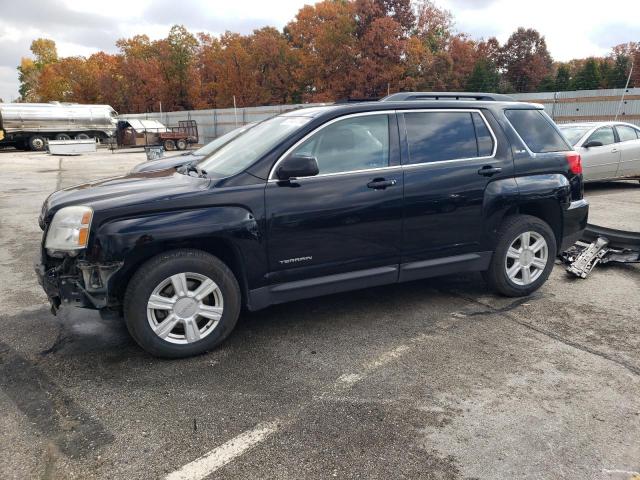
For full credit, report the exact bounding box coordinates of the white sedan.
[558,122,640,182]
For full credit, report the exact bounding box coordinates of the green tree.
[555,64,571,90]
[574,58,601,90]
[466,59,499,91]
[609,54,630,88]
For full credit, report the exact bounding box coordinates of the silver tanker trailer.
[0,102,118,151]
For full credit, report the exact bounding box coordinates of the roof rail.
[380,92,515,102]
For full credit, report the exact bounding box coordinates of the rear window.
[403,111,494,164]
[505,109,569,153]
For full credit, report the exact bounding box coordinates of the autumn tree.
[500,28,553,92]
[17,38,59,101]
[285,0,358,101]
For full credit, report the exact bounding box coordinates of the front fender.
[90,206,265,301]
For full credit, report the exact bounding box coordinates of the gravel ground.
[0,148,638,480]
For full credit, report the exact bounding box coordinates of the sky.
[0,0,639,102]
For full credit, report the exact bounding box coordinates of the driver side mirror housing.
[276,154,319,180]
[583,140,603,148]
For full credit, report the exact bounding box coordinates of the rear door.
[399,109,512,280]
[615,124,640,177]
[265,112,403,286]
[578,126,621,180]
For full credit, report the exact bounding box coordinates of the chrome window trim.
[267,108,498,181]
[267,110,395,181]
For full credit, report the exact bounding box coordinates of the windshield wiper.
[177,161,208,178]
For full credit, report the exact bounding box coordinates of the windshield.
[192,124,255,157]
[558,125,591,146]
[198,115,312,177]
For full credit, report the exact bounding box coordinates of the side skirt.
[246,252,493,311]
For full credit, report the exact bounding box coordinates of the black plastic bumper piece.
[561,199,589,251]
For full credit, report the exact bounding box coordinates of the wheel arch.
[501,200,563,250]
[108,237,249,309]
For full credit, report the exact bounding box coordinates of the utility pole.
[615,56,634,121]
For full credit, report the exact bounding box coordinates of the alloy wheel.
[146,272,224,344]
[504,231,549,286]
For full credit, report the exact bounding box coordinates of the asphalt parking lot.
[0,148,638,480]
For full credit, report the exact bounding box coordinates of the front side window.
[505,109,569,153]
[290,114,390,175]
[404,111,485,164]
[586,127,615,146]
[616,125,640,142]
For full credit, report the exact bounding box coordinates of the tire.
[75,133,91,140]
[176,139,188,150]
[29,135,47,151]
[124,249,241,358]
[163,139,176,151]
[55,133,71,140]
[483,215,557,297]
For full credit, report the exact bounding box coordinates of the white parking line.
[164,421,280,480]
[164,336,429,480]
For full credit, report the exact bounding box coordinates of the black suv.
[36,92,588,358]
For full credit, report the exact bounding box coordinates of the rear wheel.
[29,135,47,151]
[55,133,71,140]
[75,133,91,140]
[484,215,556,297]
[176,138,188,150]
[124,249,241,358]
[163,139,176,151]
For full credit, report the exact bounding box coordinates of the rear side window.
[505,109,569,153]
[472,112,494,156]
[616,125,640,142]
[404,111,493,164]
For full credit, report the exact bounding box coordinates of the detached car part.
[562,223,640,278]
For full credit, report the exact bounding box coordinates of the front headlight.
[45,206,93,252]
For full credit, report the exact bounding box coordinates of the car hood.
[40,169,211,227]
[131,153,205,173]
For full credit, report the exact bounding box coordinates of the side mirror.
[276,154,319,180]
[583,140,603,148]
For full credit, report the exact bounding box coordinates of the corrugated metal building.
[510,88,640,126]
[121,88,640,143]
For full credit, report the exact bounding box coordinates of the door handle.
[367,178,397,190]
[477,165,502,176]
[611,148,619,153]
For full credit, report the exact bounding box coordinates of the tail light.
[566,151,582,175]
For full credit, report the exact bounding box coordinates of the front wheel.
[483,215,557,297]
[124,249,241,358]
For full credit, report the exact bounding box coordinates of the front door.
[265,113,403,287]
[579,126,621,180]
[399,109,513,279]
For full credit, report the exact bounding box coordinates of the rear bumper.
[560,199,589,251]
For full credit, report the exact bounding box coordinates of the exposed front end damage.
[35,254,123,314]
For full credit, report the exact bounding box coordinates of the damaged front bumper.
[35,254,123,314]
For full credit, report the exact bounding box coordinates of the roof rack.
[380,92,515,102]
